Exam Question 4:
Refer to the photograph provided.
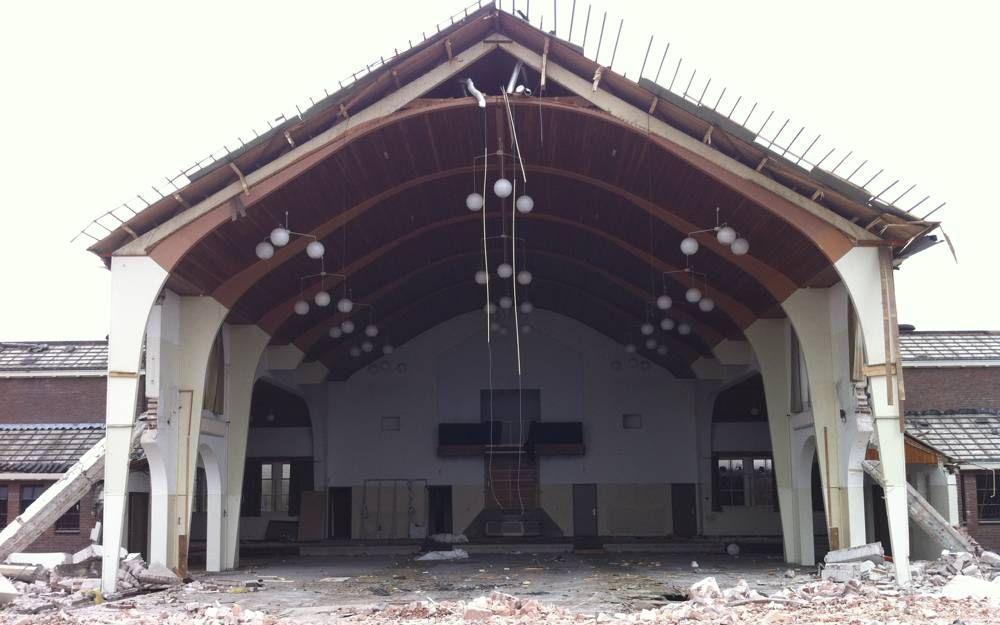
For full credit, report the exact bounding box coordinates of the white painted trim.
[903,360,1000,368]
[0,370,106,378]
[0,473,64,481]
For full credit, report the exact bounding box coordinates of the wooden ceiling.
[87,8,937,380]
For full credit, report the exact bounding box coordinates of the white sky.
[0,1,996,342]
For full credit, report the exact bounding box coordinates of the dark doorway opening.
[127,492,149,559]
[427,485,454,535]
[329,487,352,539]
[572,483,598,545]
[671,483,697,538]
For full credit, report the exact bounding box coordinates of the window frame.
[260,461,292,514]
[713,453,778,511]
[20,484,45,514]
[55,501,81,534]
[0,485,7,528]
[976,473,1000,521]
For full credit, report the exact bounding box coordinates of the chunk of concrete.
[821,560,875,582]
[940,575,1000,601]
[0,574,19,605]
[980,551,1000,568]
[6,552,70,568]
[689,577,722,603]
[823,542,884,565]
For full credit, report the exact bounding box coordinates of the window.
[752,458,775,507]
[20,485,45,513]
[976,473,1000,520]
[260,462,292,513]
[716,458,745,506]
[0,486,7,528]
[55,501,81,533]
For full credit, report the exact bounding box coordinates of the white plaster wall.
[246,427,313,458]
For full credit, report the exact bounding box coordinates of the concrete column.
[928,467,960,527]
[197,433,227,572]
[744,319,800,564]
[793,436,817,566]
[101,257,169,594]
[221,325,270,569]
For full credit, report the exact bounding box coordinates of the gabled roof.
[0,341,107,374]
[900,331,1000,365]
[906,412,1000,463]
[0,423,105,473]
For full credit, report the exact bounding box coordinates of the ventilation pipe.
[506,60,525,94]
[465,79,486,108]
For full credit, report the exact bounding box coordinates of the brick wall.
[1,480,98,553]
[960,470,1000,551]
[903,367,1000,413]
[0,377,106,424]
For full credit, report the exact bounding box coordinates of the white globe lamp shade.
[677,323,692,336]
[337,297,354,313]
[341,319,355,334]
[680,236,699,256]
[519,301,533,314]
[685,287,702,303]
[499,296,513,309]
[640,322,654,336]
[365,324,379,338]
[716,226,737,245]
[349,346,361,358]
[645,338,658,350]
[314,290,331,307]
[624,343,637,354]
[293,300,310,316]
[329,326,343,339]
[516,270,533,285]
[474,270,489,285]
[485,302,497,315]
[660,317,675,331]
[306,240,325,259]
[382,344,394,355]
[515,195,534,214]
[255,241,275,260]
[493,178,513,198]
[270,227,291,247]
[698,297,716,312]
[731,237,750,256]
[361,341,374,353]
[466,192,484,211]
[656,294,672,310]
[497,263,513,279]
[656,345,668,356]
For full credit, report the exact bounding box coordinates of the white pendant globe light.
[349,346,361,358]
[657,344,668,355]
[716,226,737,245]
[680,236,699,256]
[499,295,513,309]
[306,240,325,259]
[474,270,489,285]
[341,319,355,334]
[255,241,275,260]
[293,300,310,315]
[466,192,484,211]
[329,326,343,339]
[365,324,379,338]
[485,302,497,315]
[677,322,692,336]
[361,340,374,353]
[698,297,716,312]
[660,317,675,331]
[493,178,513,198]
[382,344,394,355]
[656,294,672,310]
[515,195,534,214]
[685,287,702,303]
[645,338,658,350]
[516,270,533,285]
[497,263,513,279]
[270,227,290,247]
[624,343,637,354]
[314,290,331,307]
[519,301,533,314]
[337,297,354,313]
[731,237,750,256]
[640,322,654,336]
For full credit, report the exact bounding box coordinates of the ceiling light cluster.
[254,212,327,261]
[679,207,750,258]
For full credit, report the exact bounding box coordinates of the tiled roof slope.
[0,341,107,372]
[900,331,1000,363]
[906,412,1000,463]
[0,423,106,473]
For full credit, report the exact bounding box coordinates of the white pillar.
[198,436,227,572]
[871,375,911,585]
[792,432,817,566]
[102,257,169,594]
[744,319,800,564]
[221,325,270,569]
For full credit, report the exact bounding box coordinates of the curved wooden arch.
[148,97,852,306]
[259,210,757,340]
[321,278,698,379]
[287,245,726,359]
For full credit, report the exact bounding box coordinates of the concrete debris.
[823,541,885,565]
[428,533,469,544]
[416,549,470,561]
[821,560,875,582]
[0,576,18,605]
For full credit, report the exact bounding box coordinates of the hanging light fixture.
[516,270,532,285]
[640,322,654,336]
[474,270,489,285]
[677,322,692,336]
[314,290,331,307]
[731,237,750,255]
[645,338,658,350]
[484,302,497,315]
[493,178,513,198]
[656,294,672,310]
[685,287,702,303]
[698,297,716,312]
[365,324,379,338]
[349,345,361,358]
[624,343,637,353]
[716,226,737,245]
[329,326,343,339]
[499,295,513,309]
[382,344,394,355]
[337,297,354,313]
[306,240,325,259]
[519,301,533,314]
[341,319,355,334]
[270,227,291,247]
[293,300,309,315]
[361,341,374,353]
[660,317,675,331]
[466,192,484,211]
[515,195,534,214]
[497,263,513,279]
[680,236,699,256]
[255,241,275,260]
